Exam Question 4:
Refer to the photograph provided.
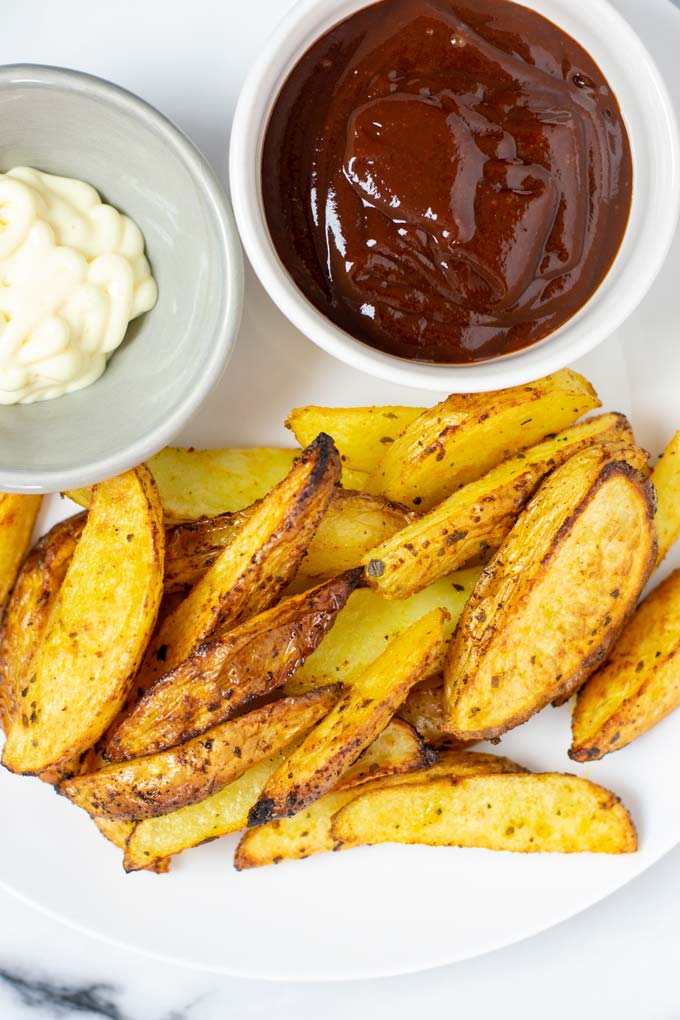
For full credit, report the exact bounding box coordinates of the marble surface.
[2,0,680,1016]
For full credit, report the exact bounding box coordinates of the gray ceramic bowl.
[0,64,243,493]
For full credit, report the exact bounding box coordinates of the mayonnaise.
[0,167,157,404]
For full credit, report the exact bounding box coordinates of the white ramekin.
[230,0,680,392]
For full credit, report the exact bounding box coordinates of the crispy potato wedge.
[334,719,433,791]
[68,446,299,522]
[247,608,448,824]
[365,370,600,510]
[651,430,680,567]
[105,571,358,762]
[286,405,424,487]
[235,749,525,868]
[91,815,170,872]
[444,449,657,741]
[362,414,640,598]
[0,494,41,606]
[331,772,637,854]
[571,570,680,761]
[163,489,412,595]
[61,687,340,821]
[285,571,479,695]
[0,513,85,733]
[136,435,340,695]
[398,684,470,750]
[2,468,165,775]
[124,750,292,871]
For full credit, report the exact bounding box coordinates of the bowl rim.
[229,0,680,392]
[0,63,244,494]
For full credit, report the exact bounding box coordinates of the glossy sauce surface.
[263,0,632,364]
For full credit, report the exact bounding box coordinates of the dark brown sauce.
[262,0,632,364]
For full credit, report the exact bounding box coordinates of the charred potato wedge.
[105,571,360,762]
[68,446,298,522]
[366,370,600,510]
[331,772,637,854]
[651,430,680,567]
[285,571,479,695]
[136,434,340,694]
[0,493,41,606]
[363,414,639,599]
[0,513,85,733]
[286,405,424,488]
[248,608,448,824]
[571,570,680,761]
[61,687,340,821]
[445,447,657,741]
[163,489,412,595]
[235,750,525,869]
[2,468,165,775]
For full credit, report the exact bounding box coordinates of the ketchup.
[262,0,632,364]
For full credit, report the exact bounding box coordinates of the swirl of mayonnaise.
[0,167,157,404]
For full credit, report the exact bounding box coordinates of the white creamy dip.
[0,166,157,404]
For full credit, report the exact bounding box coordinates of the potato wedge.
[247,608,448,824]
[234,749,525,868]
[105,570,359,762]
[91,815,169,872]
[285,571,479,695]
[398,684,470,750]
[68,446,299,522]
[136,434,340,695]
[651,430,680,567]
[362,414,640,598]
[2,468,165,775]
[61,687,340,821]
[124,719,434,872]
[286,405,424,487]
[331,772,637,854]
[0,513,85,733]
[334,719,433,791]
[444,449,657,741]
[163,489,412,595]
[571,570,680,761]
[0,494,41,606]
[365,370,600,509]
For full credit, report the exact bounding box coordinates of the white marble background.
[1,0,680,1016]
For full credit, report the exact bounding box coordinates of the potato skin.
[105,571,360,762]
[397,684,471,751]
[571,570,680,761]
[330,773,637,855]
[60,687,340,821]
[2,468,165,775]
[444,450,657,741]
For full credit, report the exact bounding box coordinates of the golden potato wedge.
[365,370,600,510]
[61,687,340,821]
[136,434,340,695]
[398,684,470,750]
[651,430,680,567]
[333,719,433,791]
[124,750,292,872]
[234,749,525,868]
[0,513,85,733]
[285,571,479,695]
[67,446,299,522]
[362,414,640,599]
[286,405,424,487]
[0,493,41,606]
[247,608,448,824]
[105,570,359,762]
[2,468,165,775]
[91,815,170,872]
[331,772,636,854]
[163,489,412,596]
[444,449,657,741]
[570,570,680,761]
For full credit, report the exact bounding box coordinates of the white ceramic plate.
[1,0,679,983]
